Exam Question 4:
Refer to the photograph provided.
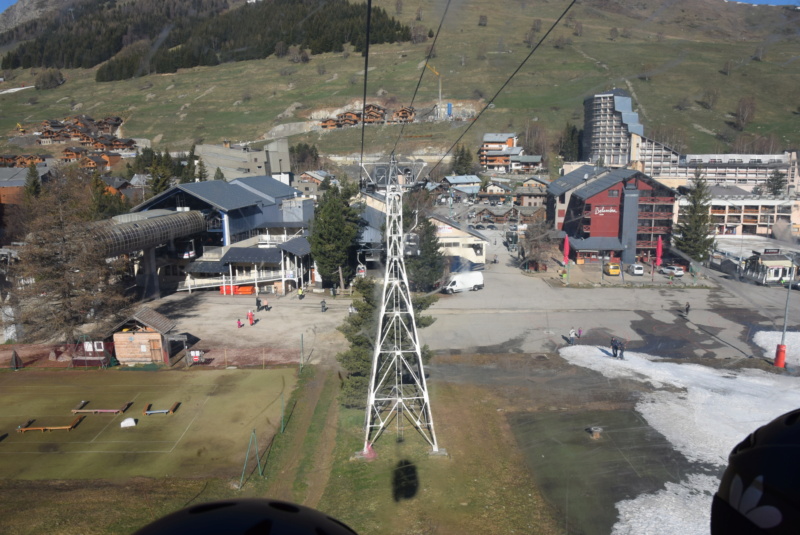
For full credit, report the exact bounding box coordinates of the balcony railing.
[178,270,296,292]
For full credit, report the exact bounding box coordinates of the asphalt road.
[424,227,795,364]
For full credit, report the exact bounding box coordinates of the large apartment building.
[582,89,798,193]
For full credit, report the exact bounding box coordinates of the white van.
[441,271,484,293]
[628,263,645,276]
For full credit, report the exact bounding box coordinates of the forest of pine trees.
[1,0,412,82]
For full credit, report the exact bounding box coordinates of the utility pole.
[362,154,441,455]
[425,63,442,120]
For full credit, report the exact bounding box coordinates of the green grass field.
[0,368,296,480]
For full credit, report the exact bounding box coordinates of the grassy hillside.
[0,0,797,163]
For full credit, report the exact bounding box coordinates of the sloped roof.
[185,260,225,273]
[512,155,542,163]
[113,306,176,334]
[279,237,311,256]
[178,180,260,211]
[221,247,282,264]
[429,213,489,241]
[572,168,641,201]
[482,133,517,143]
[568,237,623,251]
[443,175,481,185]
[232,175,301,201]
[547,165,608,197]
[453,185,480,195]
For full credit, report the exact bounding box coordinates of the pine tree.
[196,160,208,181]
[405,216,445,292]
[674,170,715,261]
[765,170,787,196]
[23,162,41,201]
[308,183,362,284]
[213,167,225,181]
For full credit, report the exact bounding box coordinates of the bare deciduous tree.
[11,168,132,343]
[674,97,691,111]
[620,28,632,39]
[721,60,734,76]
[702,87,720,110]
[609,27,619,40]
[736,96,756,130]
[416,7,422,21]
[395,0,403,15]
[532,19,542,33]
[648,125,688,152]
[753,47,764,61]
[573,22,583,37]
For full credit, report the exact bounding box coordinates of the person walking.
[617,339,626,359]
[298,287,304,300]
[569,328,576,345]
[611,337,618,358]
[247,310,254,326]
[685,302,690,317]
[255,296,261,312]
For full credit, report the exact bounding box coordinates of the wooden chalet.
[110,307,183,366]
[112,138,136,150]
[0,155,16,166]
[391,106,415,123]
[15,154,45,167]
[337,111,361,127]
[320,118,339,130]
[61,146,88,162]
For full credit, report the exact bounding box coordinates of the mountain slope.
[0,0,797,161]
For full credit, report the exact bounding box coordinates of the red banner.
[656,236,663,267]
[563,235,570,265]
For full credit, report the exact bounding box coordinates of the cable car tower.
[362,154,441,455]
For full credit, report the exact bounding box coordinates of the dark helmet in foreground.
[712,408,800,534]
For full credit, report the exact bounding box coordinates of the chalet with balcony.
[320,118,339,130]
[548,166,676,264]
[479,133,523,173]
[337,111,361,127]
[391,106,416,123]
[363,104,387,124]
[62,146,88,162]
[515,184,548,208]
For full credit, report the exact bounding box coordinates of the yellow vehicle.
[603,262,621,276]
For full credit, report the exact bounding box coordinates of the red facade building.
[547,167,675,264]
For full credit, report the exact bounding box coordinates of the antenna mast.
[362,154,440,455]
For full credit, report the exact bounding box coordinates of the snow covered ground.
[559,334,800,535]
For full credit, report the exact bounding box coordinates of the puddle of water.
[509,409,719,535]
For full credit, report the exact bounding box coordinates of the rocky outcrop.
[0,0,70,35]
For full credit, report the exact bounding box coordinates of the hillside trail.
[263,365,340,508]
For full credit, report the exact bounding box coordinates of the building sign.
[594,206,618,216]
[763,248,781,254]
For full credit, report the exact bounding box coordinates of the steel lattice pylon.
[362,155,439,454]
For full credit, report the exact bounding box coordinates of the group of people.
[569,328,625,359]
[610,336,625,359]
[237,295,270,328]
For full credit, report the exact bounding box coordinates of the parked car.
[467,224,475,230]
[604,263,621,276]
[659,265,685,277]
[475,224,485,230]
[628,263,645,276]
[487,224,498,230]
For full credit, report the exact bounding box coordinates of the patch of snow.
[753,330,800,367]
[559,340,800,534]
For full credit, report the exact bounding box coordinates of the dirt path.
[304,379,340,509]
[265,368,339,505]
